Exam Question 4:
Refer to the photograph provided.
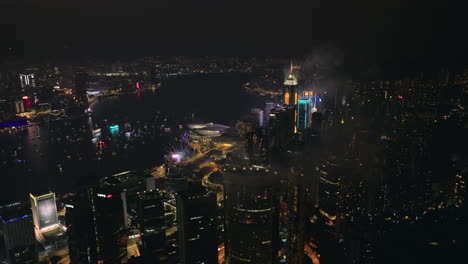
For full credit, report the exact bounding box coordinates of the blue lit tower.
[296,98,311,131]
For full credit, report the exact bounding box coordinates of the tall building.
[223,166,280,264]
[296,98,311,131]
[264,102,275,126]
[74,71,88,103]
[283,62,298,106]
[176,184,218,264]
[278,61,302,138]
[267,107,295,150]
[29,192,67,253]
[66,186,127,264]
[14,101,25,113]
[317,156,342,219]
[1,214,38,264]
[251,108,264,127]
[136,190,168,264]
[19,74,35,88]
[30,193,59,232]
[284,169,317,264]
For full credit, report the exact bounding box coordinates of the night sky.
[1,0,467,67]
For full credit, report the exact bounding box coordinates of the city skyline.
[1,2,467,264]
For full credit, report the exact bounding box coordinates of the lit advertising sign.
[97,193,113,198]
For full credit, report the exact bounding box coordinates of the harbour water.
[0,73,259,203]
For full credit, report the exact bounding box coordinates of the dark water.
[0,73,259,203]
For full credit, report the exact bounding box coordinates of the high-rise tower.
[1,213,38,264]
[74,71,88,104]
[284,169,317,264]
[283,62,298,106]
[67,186,127,264]
[176,184,218,264]
[136,190,168,264]
[223,166,280,264]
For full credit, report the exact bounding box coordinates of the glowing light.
[22,96,28,99]
[97,141,107,149]
[109,125,119,134]
[136,82,140,89]
[284,92,290,105]
[297,99,310,130]
[319,209,337,220]
[86,90,101,95]
[0,214,32,224]
[113,171,131,177]
[170,153,183,163]
[97,194,115,199]
[0,120,28,127]
[24,98,31,108]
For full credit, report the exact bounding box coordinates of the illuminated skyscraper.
[296,98,311,131]
[19,74,35,88]
[317,156,342,219]
[67,187,127,264]
[136,190,168,264]
[176,185,218,264]
[30,192,59,232]
[1,213,38,264]
[284,169,317,264]
[264,102,275,125]
[223,166,280,264]
[267,107,295,149]
[283,62,298,106]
